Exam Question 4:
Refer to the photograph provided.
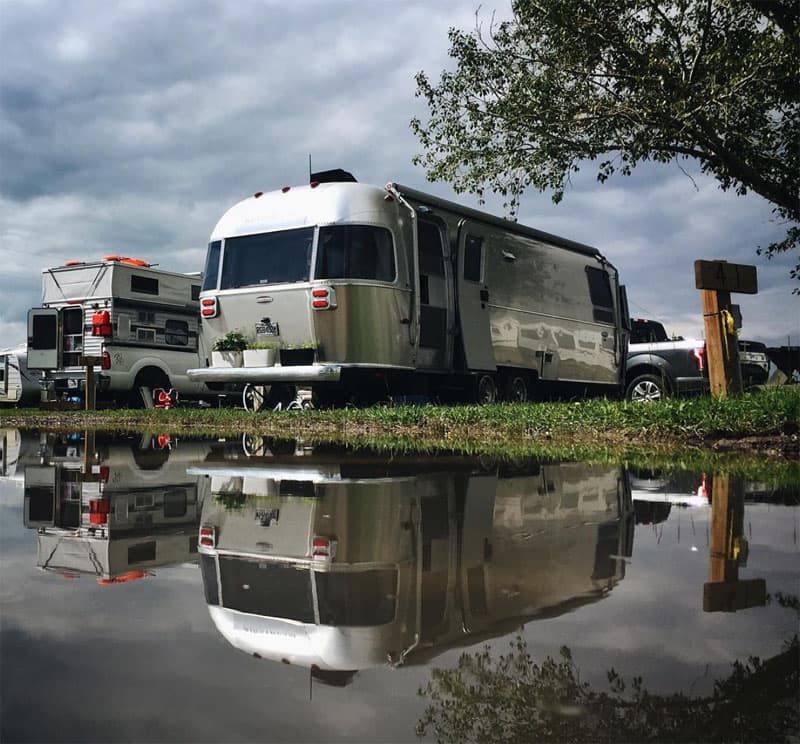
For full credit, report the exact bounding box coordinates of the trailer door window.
[220,227,314,289]
[202,241,221,291]
[30,314,58,349]
[316,225,395,281]
[586,267,614,323]
[463,235,483,282]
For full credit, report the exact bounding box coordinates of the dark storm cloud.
[0,0,796,347]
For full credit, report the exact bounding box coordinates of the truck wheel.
[506,374,529,403]
[130,370,170,409]
[476,374,498,404]
[626,374,665,402]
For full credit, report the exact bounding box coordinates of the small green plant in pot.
[211,330,248,367]
[244,339,280,368]
[280,341,316,366]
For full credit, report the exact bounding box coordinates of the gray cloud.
[1,0,796,349]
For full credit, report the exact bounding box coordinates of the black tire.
[129,369,170,409]
[505,374,529,403]
[625,373,666,403]
[476,374,499,404]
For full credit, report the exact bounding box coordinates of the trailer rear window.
[316,225,395,282]
[220,227,314,289]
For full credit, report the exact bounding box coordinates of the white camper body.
[0,345,40,406]
[189,178,628,406]
[24,433,212,581]
[27,258,208,405]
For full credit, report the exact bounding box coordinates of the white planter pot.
[243,348,277,368]
[212,350,243,368]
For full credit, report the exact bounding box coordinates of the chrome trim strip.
[187,364,342,383]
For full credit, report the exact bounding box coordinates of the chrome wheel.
[242,384,269,412]
[627,374,664,403]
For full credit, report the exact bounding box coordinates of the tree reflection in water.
[416,634,799,743]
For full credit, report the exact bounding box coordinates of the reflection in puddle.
[2,427,797,742]
[190,448,633,677]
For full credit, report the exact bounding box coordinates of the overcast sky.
[1,0,797,348]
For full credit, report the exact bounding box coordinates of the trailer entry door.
[27,308,60,370]
[456,223,496,371]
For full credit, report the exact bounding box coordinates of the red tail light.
[201,297,218,318]
[311,286,336,310]
[99,465,110,482]
[102,351,111,370]
[312,535,337,561]
[200,525,215,548]
[693,347,705,372]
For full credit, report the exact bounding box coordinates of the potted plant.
[279,341,316,366]
[243,340,279,368]
[211,330,248,368]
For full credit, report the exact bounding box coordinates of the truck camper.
[190,443,633,675]
[27,256,208,407]
[0,345,40,406]
[24,433,211,581]
[189,173,628,407]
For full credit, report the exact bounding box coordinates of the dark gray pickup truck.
[625,319,708,402]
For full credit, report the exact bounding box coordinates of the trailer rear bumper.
[187,364,342,384]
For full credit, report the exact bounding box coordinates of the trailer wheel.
[506,374,529,403]
[242,384,269,412]
[476,374,498,404]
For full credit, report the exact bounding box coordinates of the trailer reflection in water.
[188,441,634,682]
[23,432,211,582]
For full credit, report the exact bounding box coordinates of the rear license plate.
[255,321,280,337]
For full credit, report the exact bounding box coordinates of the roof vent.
[309,168,357,184]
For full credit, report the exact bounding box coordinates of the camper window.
[464,235,483,282]
[164,319,189,346]
[586,266,614,323]
[202,241,221,291]
[316,569,397,626]
[131,275,159,295]
[316,225,395,282]
[220,227,314,288]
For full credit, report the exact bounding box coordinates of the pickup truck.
[625,319,708,402]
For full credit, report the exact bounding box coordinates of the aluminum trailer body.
[189,178,627,405]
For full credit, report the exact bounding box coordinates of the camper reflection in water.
[191,443,634,684]
[23,432,212,582]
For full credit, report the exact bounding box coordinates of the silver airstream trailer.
[189,172,628,407]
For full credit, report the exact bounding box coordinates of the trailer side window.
[164,319,189,346]
[202,241,221,292]
[463,235,482,282]
[316,225,395,281]
[418,220,445,277]
[131,275,159,295]
[586,267,614,323]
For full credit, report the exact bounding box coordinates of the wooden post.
[695,260,757,398]
[703,475,766,612]
[80,356,104,411]
[700,289,743,397]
